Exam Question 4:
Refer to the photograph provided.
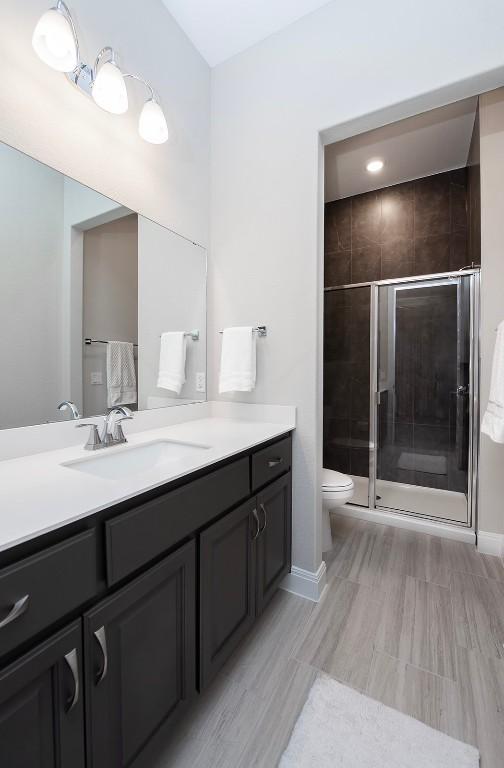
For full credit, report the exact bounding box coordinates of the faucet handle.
[76,423,103,451]
[111,415,133,444]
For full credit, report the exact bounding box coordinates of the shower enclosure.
[323,269,480,527]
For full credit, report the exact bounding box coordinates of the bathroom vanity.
[0,411,293,767]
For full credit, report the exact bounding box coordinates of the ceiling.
[325,98,478,202]
[162,0,331,66]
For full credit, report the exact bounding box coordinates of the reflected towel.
[219,326,256,393]
[106,341,137,408]
[157,332,187,394]
[482,321,504,443]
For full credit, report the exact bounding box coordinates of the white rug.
[279,676,479,768]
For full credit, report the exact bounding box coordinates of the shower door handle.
[375,389,387,406]
[456,385,469,396]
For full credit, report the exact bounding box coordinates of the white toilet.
[322,468,354,552]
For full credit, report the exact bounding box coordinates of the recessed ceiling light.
[366,159,384,173]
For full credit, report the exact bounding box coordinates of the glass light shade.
[32,8,78,72]
[138,99,169,144]
[92,61,128,114]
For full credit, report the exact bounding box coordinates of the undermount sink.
[62,439,211,479]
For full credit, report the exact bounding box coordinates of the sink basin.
[62,439,211,480]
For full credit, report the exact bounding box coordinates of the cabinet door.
[256,472,292,615]
[84,541,196,768]
[200,499,257,689]
[0,620,84,768]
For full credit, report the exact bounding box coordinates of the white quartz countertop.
[0,413,295,553]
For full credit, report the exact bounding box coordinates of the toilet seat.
[322,468,353,492]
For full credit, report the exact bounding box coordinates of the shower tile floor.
[349,474,467,522]
[147,516,504,768]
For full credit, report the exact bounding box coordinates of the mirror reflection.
[0,142,206,429]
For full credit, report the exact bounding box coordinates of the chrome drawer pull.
[0,595,29,629]
[268,458,283,468]
[252,508,261,540]
[94,626,108,685]
[259,503,268,534]
[64,648,80,712]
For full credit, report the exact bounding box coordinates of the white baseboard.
[477,530,504,557]
[337,504,476,544]
[281,561,328,602]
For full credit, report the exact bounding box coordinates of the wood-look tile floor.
[149,515,504,768]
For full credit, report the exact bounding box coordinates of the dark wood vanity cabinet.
[256,472,292,616]
[200,498,257,688]
[0,433,292,767]
[200,470,292,688]
[0,620,85,768]
[84,541,196,768]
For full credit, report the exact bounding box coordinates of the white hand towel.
[219,326,256,393]
[482,320,504,443]
[106,341,137,408]
[157,332,187,394]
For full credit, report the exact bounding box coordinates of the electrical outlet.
[91,371,103,385]
[195,372,206,392]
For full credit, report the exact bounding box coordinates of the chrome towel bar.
[218,325,267,337]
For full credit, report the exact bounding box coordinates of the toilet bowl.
[322,468,354,552]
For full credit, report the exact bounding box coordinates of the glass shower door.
[373,275,472,523]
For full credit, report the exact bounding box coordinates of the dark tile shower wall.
[324,168,469,287]
[323,168,470,488]
[324,286,370,478]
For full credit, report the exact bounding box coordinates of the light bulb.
[366,159,384,173]
[92,61,128,114]
[138,99,169,144]
[32,7,78,72]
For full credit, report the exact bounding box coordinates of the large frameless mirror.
[0,141,207,429]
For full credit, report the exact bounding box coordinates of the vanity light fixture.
[32,1,168,144]
[366,158,384,173]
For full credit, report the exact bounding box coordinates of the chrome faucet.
[58,400,81,420]
[76,406,133,451]
[100,406,133,446]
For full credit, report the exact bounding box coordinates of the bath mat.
[398,451,447,475]
[279,676,479,768]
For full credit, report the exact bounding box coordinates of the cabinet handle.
[268,458,283,468]
[64,648,80,713]
[0,594,29,629]
[93,626,108,685]
[259,503,268,535]
[252,508,261,540]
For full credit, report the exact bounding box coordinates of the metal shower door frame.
[367,269,480,529]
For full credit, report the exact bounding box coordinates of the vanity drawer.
[105,457,250,586]
[251,435,292,492]
[0,530,98,658]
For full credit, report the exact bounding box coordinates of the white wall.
[0,0,210,247]
[0,143,65,428]
[478,88,504,537]
[138,217,207,408]
[209,0,504,574]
